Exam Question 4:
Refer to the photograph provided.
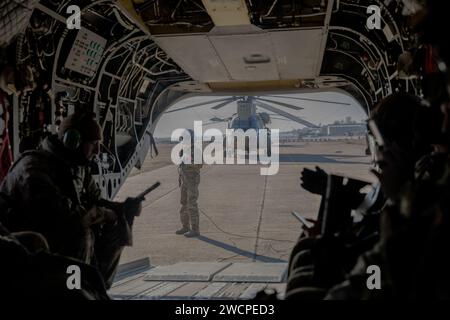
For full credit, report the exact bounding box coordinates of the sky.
[153,91,368,138]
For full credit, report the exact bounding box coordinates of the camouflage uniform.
[0,135,131,288]
[179,163,202,232]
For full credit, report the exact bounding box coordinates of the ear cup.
[63,128,81,150]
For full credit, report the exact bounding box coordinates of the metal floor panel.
[109,261,287,300]
[143,262,232,282]
[212,262,288,283]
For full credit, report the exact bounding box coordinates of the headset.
[62,112,96,150]
[63,128,82,150]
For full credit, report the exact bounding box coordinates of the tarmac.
[115,139,374,267]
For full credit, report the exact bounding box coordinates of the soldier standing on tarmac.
[175,129,202,238]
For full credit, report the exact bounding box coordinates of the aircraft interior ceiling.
[0,0,418,198]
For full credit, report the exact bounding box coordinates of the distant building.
[279,131,300,143]
[320,123,366,136]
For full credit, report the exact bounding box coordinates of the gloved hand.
[123,197,143,224]
[82,205,117,227]
[303,218,321,238]
[300,166,327,195]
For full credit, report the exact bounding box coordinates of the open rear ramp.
[109,258,286,300]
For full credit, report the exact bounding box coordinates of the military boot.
[184,230,200,238]
[175,227,190,235]
[184,226,200,238]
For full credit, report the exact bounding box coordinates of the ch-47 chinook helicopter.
[165,94,350,155]
[0,0,417,200]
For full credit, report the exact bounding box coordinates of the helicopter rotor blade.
[255,97,304,110]
[265,112,305,118]
[164,97,235,114]
[265,95,351,106]
[211,97,239,110]
[270,116,295,121]
[255,101,319,128]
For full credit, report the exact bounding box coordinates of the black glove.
[123,197,143,220]
[300,166,327,195]
[117,197,142,246]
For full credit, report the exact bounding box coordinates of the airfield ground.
[116,139,374,267]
